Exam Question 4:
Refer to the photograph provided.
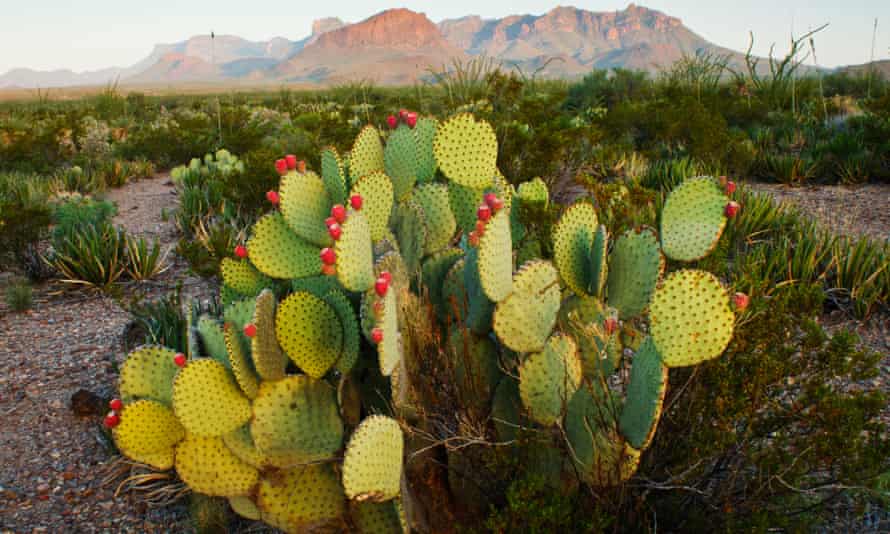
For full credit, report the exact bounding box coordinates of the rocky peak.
[312,17,345,36]
[311,8,449,49]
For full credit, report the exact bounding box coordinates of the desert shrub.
[125,234,168,282]
[0,172,54,274]
[565,68,654,111]
[50,221,127,291]
[4,279,33,312]
[49,192,117,241]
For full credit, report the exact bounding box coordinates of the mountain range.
[0,4,807,88]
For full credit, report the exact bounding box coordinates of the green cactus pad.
[463,248,495,334]
[250,376,344,468]
[650,269,734,367]
[557,296,621,378]
[280,170,333,247]
[606,227,664,319]
[247,212,322,280]
[323,290,361,375]
[342,415,404,502]
[588,225,608,298]
[519,334,582,426]
[276,291,343,378]
[376,287,401,376]
[350,126,385,181]
[660,177,728,262]
[448,329,501,413]
[223,299,256,336]
[493,260,561,353]
[113,400,184,470]
[391,199,427,274]
[119,345,179,405]
[257,465,347,532]
[374,251,409,294]
[197,316,229,368]
[350,171,394,243]
[477,208,513,302]
[414,117,439,184]
[175,434,259,497]
[321,146,348,206]
[221,258,266,298]
[222,425,270,469]
[491,377,526,442]
[384,125,418,201]
[516,177,549,209]
[448,181,485,233]
[228,496,261,521]
[619,337,668,449]
[360,289,379,342]
[172,359,252,437]
[553,202,599,296]
[224,324,259,400]
[352,500,406,534]
[335,209,375,292]
[250,289,286,381]
[413,184,457,254]
[291,275,341,298]
[422,248,464,318]
[433,113,497,189]
[441,258,468,322]
[220,284,241,307]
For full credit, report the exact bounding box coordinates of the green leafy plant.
[4,279,33,312]
[50,221,127,291]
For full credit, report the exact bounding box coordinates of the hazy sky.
[1,1,888,73]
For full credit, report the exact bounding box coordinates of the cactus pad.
[463,248,495,334]
[434,113,497,189]
[384,125,418,200]
[448,328,501,413]
[493,260,561,353]
[350,125,385,181]
[352,500,406,534]
[275,291,343,378]
[519,334,582,426]
[250,376,344,467]
[441,257,468,322]
[197,316,229,368]
[280,170,333,247]
[113,400,184,470]
[221,258,267,296]
[413,184,457,254]
[247,212,322,280]
[422,248,464,318]
[491,377,526,442]
[606,228,664,319]
[225,324,259,399]
[175,434,259,497]
[587,225,608,297]
[619,337,668,449]
[448,181,485,233]
[649,269,734,367]
[660,177,728,262]
[321,146,348,205]
[223,299,256,336]
[517,177,549,209]
[222,425,270,469]
[557,296,621,378]
[119,345,179,405]
[350,171,394,242]
[291,275,341,299]
[229,496,261,521]
[257,465,346,532]
[374,251,409,294]
[391,199,427,274]
[323,289,361,375]
[414,117,439,184]
[553,202,599,296]
[172,359,252,437]
[250,289,286,381]
[477,208,513,302]
[376,287,401,376]
[335,209,376,292]
[342,415,404,502]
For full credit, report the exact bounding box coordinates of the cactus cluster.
[109,113,741,531]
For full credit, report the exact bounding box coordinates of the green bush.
[50,192,117,241]
[0,172,54,275]
[4,279,33,312]
[50,221,127,291]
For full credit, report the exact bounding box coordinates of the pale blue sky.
[0,1,888,73]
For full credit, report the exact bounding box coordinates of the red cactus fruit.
[477,204,492,222]
[285,154,297,170]
[371,328,384,344]
[386,115,398,129]
[331,204,347,224]
[603,317,619,335]
[375,277,389,297]
[266,190,280,205]
[379,271,392,284]
[234,245,248,259]
[320,247,336,265]
[328,223,342,240]
[732,292,750,311]
[243,323,257,338]
[109,398,123,412]
[104,412,120,429]
[325,216,337,228]
[275,158,288,176]
[725,201,740,218]
[725,181,737,195]
[350,194,363,210]
[405,112,418,128]
[322,264,337,276]
[468,231,480,247]
[475,219,487,236]
[173,353,187,367]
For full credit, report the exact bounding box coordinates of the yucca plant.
[51,221,127,291]
[125,234,169,281]
[724,187,800,248]
[829,236,889,318]
[763,152,817,185]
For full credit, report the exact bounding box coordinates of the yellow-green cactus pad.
[649,269,734,367]
[196,316,229,368]
[588,225,608,297]
[477,208,513,302]
[391,199,427,274]
[250,289,286,381]
[222,424,271,469]
[619,337,668,449]
[225,324,259,400]
[448,181,485,233]
[519,334,582,426]
[335,209,375,292]
[257,465,347,533]
[557,296,621,378]
[228,496,261,520]
[493,260,561,353]
[172,359,251,437]
[323,289,361,375]
[342,415,404,502]
[280,170,332,247]
[660,177,728,262]
[250,376,344,468]
[321,146,348,205]
[413,183,457,254]
[384,125,418,200]
[414,116,439,184]
[291,275,341,299]
[350,125,385,181]
[350,171,394,243]
[223,299,256,336]
[175,434,259,497]
[376,287,401,377]
[119,345,179,405]
[276,291,343,378]
[462,247,495,334]
[221,258,267,296]
[553,202,598,296]
[113,400,184,470]
[448,328,500,413]
[433,113,497,189]
[606,227,664,319]
[422,248,464,318]
[351,500,406,534]
[517,177,549,210]
[247,212,321,280]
